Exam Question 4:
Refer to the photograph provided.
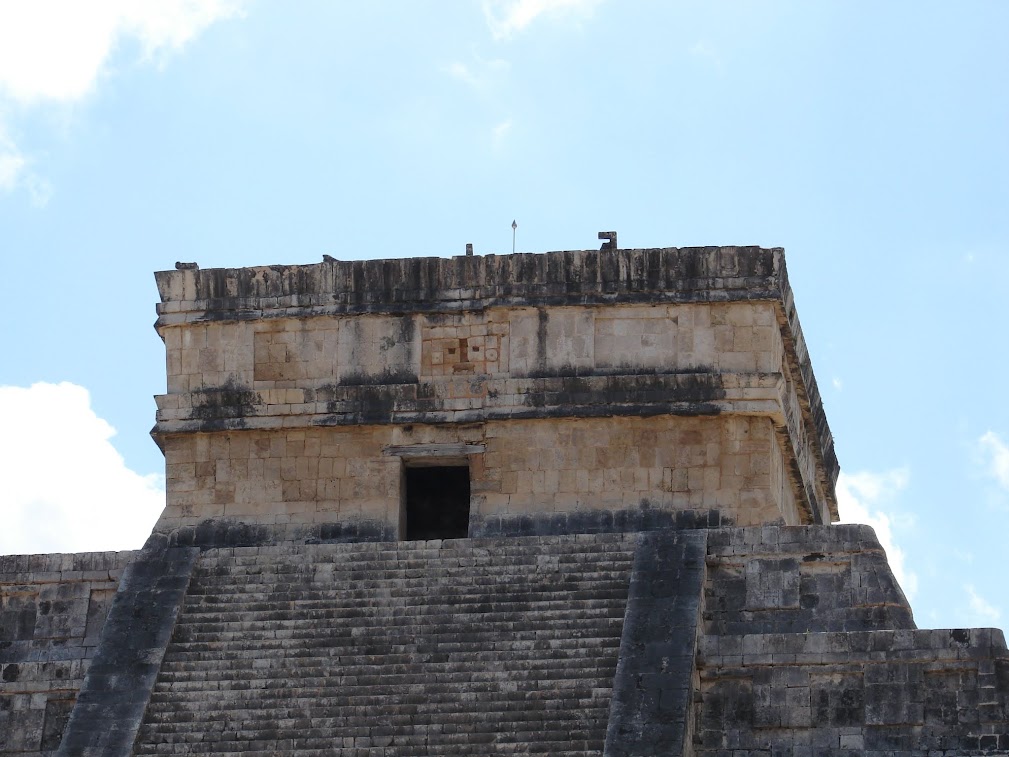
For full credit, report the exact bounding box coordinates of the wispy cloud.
[443,56,509,91]
[0,0,245,201]
[837,467,918,600]
[482,0,603,40]
[0,130,26,191]
[492,118,513,150]
[689,39,723,68]
[832,377,843,391]
[0,127,53,206]
[0,382,164,554]
[978,431,1009,491]
[965,583,1001,624]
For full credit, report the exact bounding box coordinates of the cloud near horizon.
[0,382,164,555]
[836,467,918,601]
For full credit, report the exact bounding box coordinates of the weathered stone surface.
[0,551,133,756]
[704,524,915,634]
[695,526,1009,756]
[133,534,637,756]
[151,247,838,539]
[4,244,1007,755]
[605,529,707,756]
[56,548,197,757]
[153,415,797,547]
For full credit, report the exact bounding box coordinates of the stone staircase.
[133,533,637,756]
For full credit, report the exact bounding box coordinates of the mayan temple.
[2,243,1008,756]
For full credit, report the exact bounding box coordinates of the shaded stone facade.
[1,245,1006,755]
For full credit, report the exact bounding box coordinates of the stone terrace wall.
[0,551,133,755]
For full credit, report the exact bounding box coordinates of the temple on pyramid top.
[150,244,838,547]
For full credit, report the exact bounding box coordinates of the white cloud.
[978,431,1009,491]
[0,0,244,201]
[965,583,1001,623]
[0,382,164,555]
[482,0,602,40]
[0,0,245,104]
[492,118,513,150]
[832,377,843,391]
[836,467,918,600]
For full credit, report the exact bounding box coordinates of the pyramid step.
[158,642,617,671]
[184,570,634,593]
[174,594,629,620]
[173,605,626,633]
[140,701,612,726]
[148,667,618,696]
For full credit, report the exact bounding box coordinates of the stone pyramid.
[2,245,1006,755]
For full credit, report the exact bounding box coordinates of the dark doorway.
[404,465,470,540]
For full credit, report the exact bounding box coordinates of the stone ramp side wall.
[605,529,708,756]
[704,525,914,635]
[56,548,198,757]
[696,628,1009,755]
[0,551,134,756]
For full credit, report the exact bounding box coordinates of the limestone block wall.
[696,628,1009,754]
[696,526,1009,754]
[159,302,784,394]
[153,302,822,532]
[155,414,805,544]
[770,433,801,528]
[703,525,915,636]
[0,551,133,755]
[151,247,840,535]
[475,416,786,528]
[159,427,405,541]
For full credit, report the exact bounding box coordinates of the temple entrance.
[404,465,470,540]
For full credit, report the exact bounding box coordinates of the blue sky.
[1,1,1007,631]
